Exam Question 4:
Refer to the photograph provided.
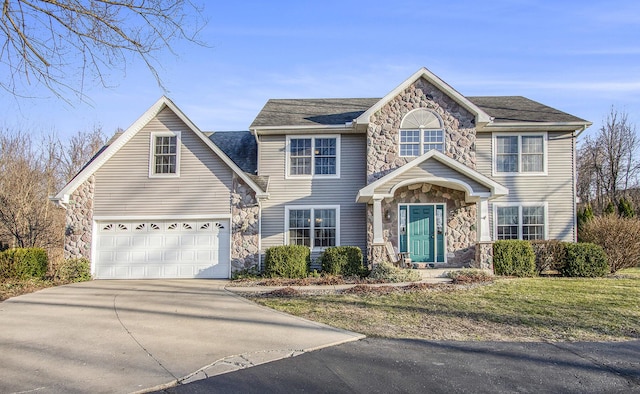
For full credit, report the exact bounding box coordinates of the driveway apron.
[0,280,363,393]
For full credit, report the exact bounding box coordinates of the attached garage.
[94,219,231,279]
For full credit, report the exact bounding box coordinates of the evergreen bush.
[264,245,309,278]
[561,243,608,277]
[320,246,366,277]
[493,240,535,277]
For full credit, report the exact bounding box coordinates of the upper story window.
[150,131,181,177]
[399,109,444,157]
[286,135,340,178]
[494,133,546,175]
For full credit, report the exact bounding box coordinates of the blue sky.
[2,0,640,141]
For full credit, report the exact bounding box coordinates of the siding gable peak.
[52,96,268,205]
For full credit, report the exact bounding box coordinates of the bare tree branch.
[0,0,205,100]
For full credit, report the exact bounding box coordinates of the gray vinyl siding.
[94,108,233,216]
[258,133,367,258]
[476,131,576,241]
[374,159,490,195]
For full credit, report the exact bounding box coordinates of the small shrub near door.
[264,245,310,278]
[493,240,535,277]
[0,248,48,280]
[320,246,366,277]
[561,243,608,278]
[368,262,421,283]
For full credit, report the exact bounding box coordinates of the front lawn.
[252,274,640,342]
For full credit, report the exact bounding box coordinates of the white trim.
[149,131,181,178]
[478,121,592,132]
[373,197,384,245]
[357,150,508,203]
[252,124,354,132]
[93,214,232,221]
[398,203,447,264]
[388,177,489,202]
[285,135,341,179]
[284,205,341,251]
[492,132,548,177]
[492,201,549,241]
[90,220,97,277]
[355,67,492,127]
[52,96,268,202]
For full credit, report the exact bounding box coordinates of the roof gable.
[357,150,508,203]
[355,67,492,127]
[53,96,268,203]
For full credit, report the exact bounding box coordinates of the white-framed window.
[493,133,546,175]
[149,131,181,177]
[399,109,445,157]
[494,203,547,241]
[286,135,340,178]
[285,206,340,249]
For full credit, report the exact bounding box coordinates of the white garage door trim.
[93,218,231,279]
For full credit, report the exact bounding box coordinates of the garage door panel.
[95,219,230,279]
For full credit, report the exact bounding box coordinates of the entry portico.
[357,150,508,267]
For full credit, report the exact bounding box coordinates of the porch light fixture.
[385,210,391,220]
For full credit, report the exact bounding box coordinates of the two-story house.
[53,68,591,279]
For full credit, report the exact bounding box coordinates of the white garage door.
[95,219,230,279]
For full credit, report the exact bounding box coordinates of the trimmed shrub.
[320,246,366,277]
[0,248,48,280]
[561,243,608,277]
[368,262,421,283]
[493,240,535,277]
[580,215,640,273]
[530,240,567,275]
[604,201,616,215]
[264,245,309,278]
[56,258,92,283]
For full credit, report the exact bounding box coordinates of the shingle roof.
[208,131,257,174]
[250,96,588,128]
[250,98,380,128]
[467,96,588,123]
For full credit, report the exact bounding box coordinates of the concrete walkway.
[0,280,364,393]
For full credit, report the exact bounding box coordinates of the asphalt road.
[157,338,640,394]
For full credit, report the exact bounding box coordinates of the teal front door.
[409,205,434,262]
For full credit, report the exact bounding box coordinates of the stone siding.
[230,175,260,272]
[367,184,476,267]
[367,78,476,183]
[474,242,494,270]
[64,176,94,260]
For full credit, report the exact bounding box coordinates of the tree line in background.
[577,107,639,218]
[0,128,106,253]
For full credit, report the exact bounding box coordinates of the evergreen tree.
[618,197,635,218]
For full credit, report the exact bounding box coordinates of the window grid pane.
[521,136,543,172]
[288,209,311,247]
[314,209,336,247]
[154,136,177,174]
[400,130,420,156]
[497,206,519,240]
[522,206,544,240]
[496,136,518,173]
[290,138,312,175]
[314,138,337,175]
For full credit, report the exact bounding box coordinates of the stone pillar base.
[474,242,494,271]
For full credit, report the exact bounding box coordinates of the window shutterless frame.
[284,205,340,250]
[492,202,548,241]
[149,131,181,178]
[285,135,340,179]
[492,132,547,176]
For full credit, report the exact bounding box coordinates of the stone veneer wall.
[367,78,476,183]
[230,175,260,272]
[474,242,494,270]
[64,175,94,260]
[366,77,481,267]
[367,184,477,268]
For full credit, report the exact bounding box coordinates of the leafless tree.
[577,108,640,212]
[0,127,106,249]
[0,0,204,100]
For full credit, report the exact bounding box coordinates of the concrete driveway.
[0,280,364,393]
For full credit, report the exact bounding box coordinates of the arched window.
[399,109,444,156]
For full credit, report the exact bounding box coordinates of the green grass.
[252,277,640,342]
